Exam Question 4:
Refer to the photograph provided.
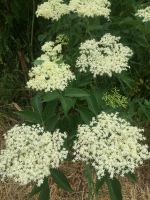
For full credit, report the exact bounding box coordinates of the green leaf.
[29,178,50,199]
[43,101,58,130]
[43,101,58,120]
[126,173,137,183]
[125,100,136,120]
[84,164,94,199]
[67,113,80,131]
[34,59,44,66]
[45,115,58,131]
[57,117,71,132]
[138,101,150,120]
[107,178,122,200]
[86,93,99,115]
[95,177,105,196]
[77,75,92,87]
[31,95,42,114]
[31,95,43,123]
[77,108,93,123]
[64,88,89,97]
[117,72,134,89]
[39,178,50,200]
[93,88,105,110]
[42,91,60,102]
[16,111,41,123]
[28,185,42,198]
[144,100,150,107]
[60,96,76,115]
[51,169,73,192]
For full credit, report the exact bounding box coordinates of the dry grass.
[0,116,150,200]
[0,162,149,200]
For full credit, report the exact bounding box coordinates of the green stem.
[84,164,95,200]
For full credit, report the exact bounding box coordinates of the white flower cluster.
[36,0,69,21]
[27,59,75,92]
[76,33,133,77]
[36,0,111,21]
[73,112,149,179]
[27,41,75,92]
[41,41,62,61]
[69,0,111,19]
[0,124,68,186]
[135,6,150,22]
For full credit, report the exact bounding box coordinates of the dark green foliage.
[126,172,138,183]
[84,164,95,200]
[0,0,41,105]
[50,169,73,192]
[106,178,122,200]
[39,178,50,200]
[29,178,50,200]
[95,177,105,196]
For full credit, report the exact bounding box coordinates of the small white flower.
[76,33,133,77]
[41,41,62,61]
[69,0,111,19]
[135,6,150,22]
[73,112,149,179]
[36,0,70,21]
[0,124,68,186]
[41,41,55,54]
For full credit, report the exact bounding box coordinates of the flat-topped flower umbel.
[36,0,70,20]
[136,6,150,22]
[0,124,68,186]
[76,33,133,77]
[36,0,111,20]
[69,0,111,19]
[27,41,75,92]
[73,112,149,179]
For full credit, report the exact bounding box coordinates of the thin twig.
[30,0,35,62]
[17,50,28,83]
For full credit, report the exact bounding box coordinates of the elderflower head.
[73,112,149,179]
[69,0,111,19]
[76,33,133,77]
[27,58,75,92]
[135,6,150,22]
[36,0,69,21]
[27,40,75,92]
[0,124,68,186]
